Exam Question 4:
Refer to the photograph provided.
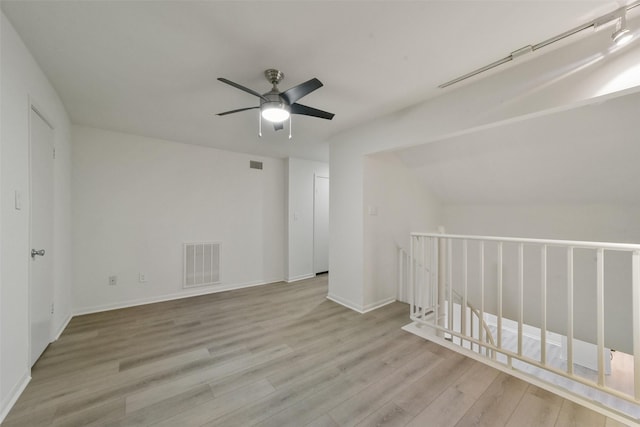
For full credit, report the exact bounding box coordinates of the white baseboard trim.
[327,293,364,313]
[361,297,397,313]
[73,278,284,316]
[285,273,315,283]
[327,294,397,314]
[52,314,72,341]
[0,371,31,424]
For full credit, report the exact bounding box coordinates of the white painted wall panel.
[363,153,441,310]
[71,126,285,313]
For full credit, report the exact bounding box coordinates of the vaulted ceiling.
[395,91,640,205]
[1,0,620,161]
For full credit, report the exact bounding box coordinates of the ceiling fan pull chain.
[289,116,292,140]
[258,112,262,138]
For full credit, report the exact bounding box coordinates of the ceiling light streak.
[477,52,606,122]
[439,1,640,88]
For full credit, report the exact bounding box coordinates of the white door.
[29,106,54,366]
[313,175,329,274]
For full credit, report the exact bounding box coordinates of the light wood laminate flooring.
[2,275,627,426]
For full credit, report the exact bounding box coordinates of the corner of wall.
[326,293,364,313]
[1,12,74,418]
[362,151,443,309]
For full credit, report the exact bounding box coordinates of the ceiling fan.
[217,69,335,138]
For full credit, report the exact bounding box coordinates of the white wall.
[443,204,640,244]
[443,203,640,354]
[328,18,640,314]
[362,153,441,311]
[285,157,328,282]
[72,126,285,313]
[1,11,72,421]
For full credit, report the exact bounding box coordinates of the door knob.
[31,249,45,258]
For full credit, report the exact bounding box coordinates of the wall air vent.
[250,160,263,170]
[183,242,220,288]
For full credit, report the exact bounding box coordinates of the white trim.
[27,96,34,371]
[285,273,315,283]
[73,278,283,316]
[312,174,329,275]
[411,232,640,251]
[327,293,364,313]
[52,314,72,341]
[361,297,396,313]
[30,103,54,130]
[0,372,31,425]
[326,294,396,314]
[402,322,639,427]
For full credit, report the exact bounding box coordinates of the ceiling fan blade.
[273,122,284,131]
[218,78,268,102]
[280,78,323,105]
[290,103,335,120]
[216,106,259,116]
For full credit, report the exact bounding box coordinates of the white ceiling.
[1,1,619,161]
[395,91,640,205]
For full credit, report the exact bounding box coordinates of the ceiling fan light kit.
[217,69,335,139]
[261,106,290,123]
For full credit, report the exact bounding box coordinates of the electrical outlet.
[109,275,117,286]
[139,273,147,283]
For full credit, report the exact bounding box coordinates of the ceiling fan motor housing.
[264,69,284,86]
[260,91,290,110]
[261,70,289,114]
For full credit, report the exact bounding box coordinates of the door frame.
[28,97,55,366]
[313,174,329,275]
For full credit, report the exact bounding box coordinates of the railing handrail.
[411,232,640,251]
[408,232,640,424]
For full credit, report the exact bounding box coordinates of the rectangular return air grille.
[250,160,263,170]
[183,242,220,288]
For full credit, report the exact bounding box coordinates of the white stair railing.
[406,232,640,425]
[397,246,410,304]
[398,245,495,353]
[450,288,496,357]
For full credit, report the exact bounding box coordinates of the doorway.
[313,175,329,274]
[29,105,54,366]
